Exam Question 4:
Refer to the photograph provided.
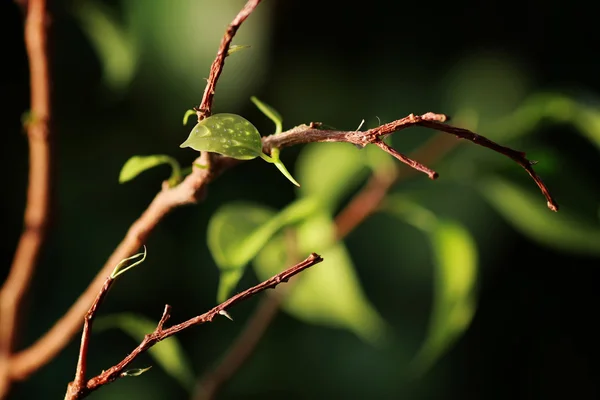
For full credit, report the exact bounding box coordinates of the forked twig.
[65,253,323,400]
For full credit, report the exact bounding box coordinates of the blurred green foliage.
[2,0,599,399]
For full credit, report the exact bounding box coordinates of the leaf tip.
[218,310,234,321]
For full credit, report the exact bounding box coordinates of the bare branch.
[262,112,558,211]
[0,0,51,396]
[196,0,262,121]
[65,277,115,400]
[64,254,323,400]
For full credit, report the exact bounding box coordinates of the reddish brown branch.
[195,0,262,121]
[65,277,115,400]
[373,140,438,180]
[64,254,323,400]
[262,112,558,211]
[0,0,51,396]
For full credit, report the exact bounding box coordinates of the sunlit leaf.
[250,96,283,134]
[253,213,390,346]
[182,109,196,126]
[383,196,478,376]
[110,245,147,279]
[480,177,600,255]
[121,366,152,377]
[207,198,319,302]
[227,44,251,56]
[295,142,369,210]
[180,113,263,160]
[119,155,181,186]
[73,0,138,92]
[94,313,194,390]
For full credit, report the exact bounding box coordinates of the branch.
[262,112,558,211]
[0,0,51,396]
[64,254,323,400]
[195,0,261,120]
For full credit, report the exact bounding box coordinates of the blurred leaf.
[383,197,478,376]
[121,366,152,378]
[442,53,530,123]
[251,96,283,134]
[94,314,194,390]
[73,0,138,92]
[480,177,600,255]
[180,114,263,160]
[253,213,390,345]
[487,93,600,150]
[207,198,319,302]
[295,142,369,211]
[119,155,181,186]
[121,0,272,117]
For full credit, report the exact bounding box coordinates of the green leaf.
[110,245,147,279]
[227,44,251,56]
[73,0,138,92]
[485,93,600,150]
[253,213,390,346]
[119,155,181,186]
[121,366,152,377]
[295,142,369,210]
[182,109,196,125]
[207,198,319,302]
[480,177,600,255]
[250,96,283,134]
[383,197,478,376]
[180,113,263,160]
[94,313,194,390]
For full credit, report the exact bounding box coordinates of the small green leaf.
[111,245,147,279]
[73,0,138,92]
[180,113,263,160]
[250,96,283,134]
[260,147,301,187]
[182,109,196,125]
[121,366,152,377]
[94,313,194,390]
[295,142,369,210]
[21,110,36,128]
[119,155,181,186]
[208,198,319,302]
[480,177,600,255]
[227,44,251,56]
[383,197,478,377]
[253,213,390,346]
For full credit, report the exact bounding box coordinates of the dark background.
[1,0,599,399]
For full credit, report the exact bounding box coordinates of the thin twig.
[196,0,262,121]
[65,254,323,400]
[65,277,115,400]
[0,0,51,396]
